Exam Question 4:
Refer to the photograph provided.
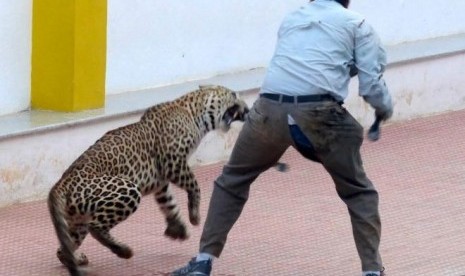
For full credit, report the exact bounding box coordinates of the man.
[172,0,392,275]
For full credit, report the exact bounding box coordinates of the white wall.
[0,0,32,116]
[106,0,465,94]
[351,0,465,44]
[106,0,302,94]
[1,1,465,114]
[346,52,465,127]
[0,113,141,206]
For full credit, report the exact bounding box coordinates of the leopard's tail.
[48,187,83,276]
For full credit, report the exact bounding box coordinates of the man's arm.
[354,20,393,121]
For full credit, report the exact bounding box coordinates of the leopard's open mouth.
[220,100,249,131]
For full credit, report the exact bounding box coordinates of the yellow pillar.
[31,0,107,112]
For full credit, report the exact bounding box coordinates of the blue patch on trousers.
[289,124,321,163]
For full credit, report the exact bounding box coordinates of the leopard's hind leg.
[88,176,141,259]
[89,226,133,259]
[57,224,89,266]
[155,182,189,240]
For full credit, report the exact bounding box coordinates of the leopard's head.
[198,85,249,132]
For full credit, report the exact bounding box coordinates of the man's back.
[261,0,380,103]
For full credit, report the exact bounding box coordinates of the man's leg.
[322,139,382,272]
[298,141,383,273]
[200,99,291,257]
[295,103,383,272]
[171,98,291,275]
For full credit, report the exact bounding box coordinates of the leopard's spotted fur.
[48,85,249,276]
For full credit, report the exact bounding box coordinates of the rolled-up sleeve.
[354,20,392,113]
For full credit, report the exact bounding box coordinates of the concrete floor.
[1,109,465,276]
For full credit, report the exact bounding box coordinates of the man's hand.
[375,107,393,122]
[368,107,392,141]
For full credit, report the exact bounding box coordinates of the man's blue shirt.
[261,0,392,112]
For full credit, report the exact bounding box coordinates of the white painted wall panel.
[0,0,32,116]
[1,1,465,114]
[106,0,304,94]
[106,0,465,94]
[352,0,465,44]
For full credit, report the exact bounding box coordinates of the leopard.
[47,85,249,276]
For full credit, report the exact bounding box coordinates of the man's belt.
[260,93,335,103]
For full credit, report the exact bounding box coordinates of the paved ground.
[1,110,465,276]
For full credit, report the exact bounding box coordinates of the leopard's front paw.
[76,252,89,266]
[164,219,189,240]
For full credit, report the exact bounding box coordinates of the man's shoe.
[171,257,212,276]
[364,267,386,276]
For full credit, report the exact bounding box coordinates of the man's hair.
[334,0,350,8]
[309,0,350,8]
